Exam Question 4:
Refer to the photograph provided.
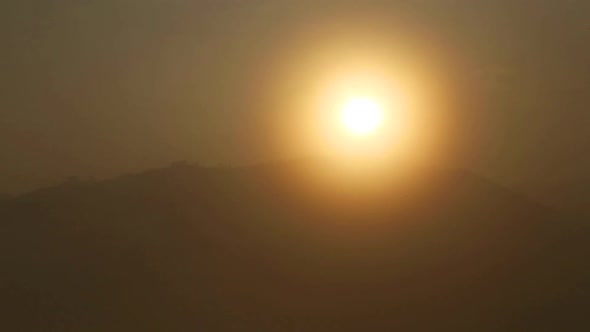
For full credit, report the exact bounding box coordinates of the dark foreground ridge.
[1,160,588,331]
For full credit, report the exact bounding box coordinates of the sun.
[340,97,383,135]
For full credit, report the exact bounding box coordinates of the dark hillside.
[1,161,588,331]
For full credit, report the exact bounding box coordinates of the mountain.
[514,177,590,218]
[1,160,588,331]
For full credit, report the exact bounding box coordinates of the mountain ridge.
[1,159,588,331]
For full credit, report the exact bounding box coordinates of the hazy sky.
[1,0,588,194]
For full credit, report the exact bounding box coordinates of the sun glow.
[340,97,383,135]
[272,38,454,177]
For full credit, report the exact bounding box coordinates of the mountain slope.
[1,161,588,331]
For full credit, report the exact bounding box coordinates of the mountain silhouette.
[1,160,588,331]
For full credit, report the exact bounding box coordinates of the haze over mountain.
[1,1,588,330]
[1,0,589,207]
[1,160,588,331]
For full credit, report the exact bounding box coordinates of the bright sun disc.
[341,97,383,135]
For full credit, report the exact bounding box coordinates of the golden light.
[340,97,383,136]
[266,19,460,186]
